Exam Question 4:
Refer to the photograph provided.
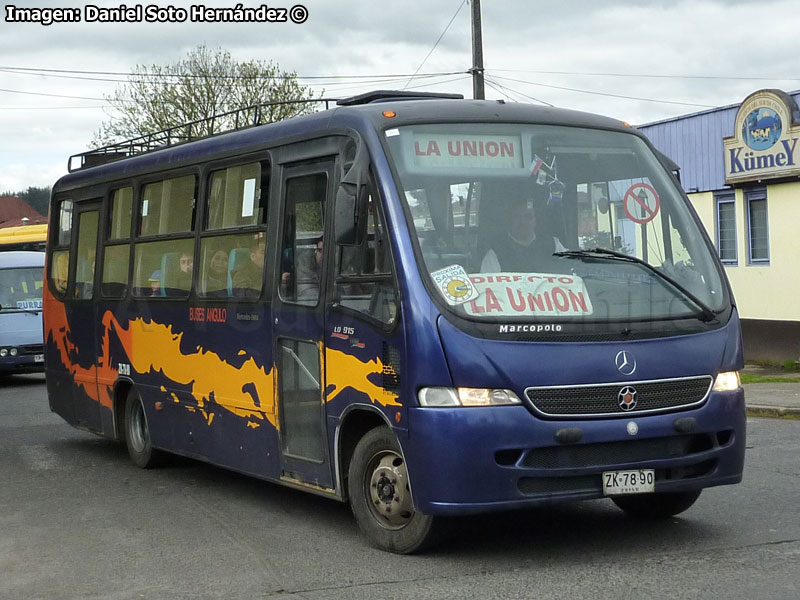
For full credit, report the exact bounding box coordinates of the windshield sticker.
[16,300,42,310]
[623,183,660,224]
[464,273,593,317]
[431,264,479,306]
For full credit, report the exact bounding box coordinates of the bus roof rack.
[67,97,334,173]
[336,90,464,106]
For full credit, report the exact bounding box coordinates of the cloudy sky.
[1,0,799,194]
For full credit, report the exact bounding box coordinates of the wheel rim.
[129,398,149,453]
[364,449,414,530]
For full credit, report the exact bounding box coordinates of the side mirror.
[335,141,370,246]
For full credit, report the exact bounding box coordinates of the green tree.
[93,45,321,146]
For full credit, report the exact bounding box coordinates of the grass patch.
[741,374,800,384]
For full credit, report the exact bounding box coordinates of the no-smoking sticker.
[623,183,660,224]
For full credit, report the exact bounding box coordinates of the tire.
[612,489,702,519]
[348,426,443,554]
[124,388,161,469]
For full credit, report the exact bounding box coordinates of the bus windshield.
[0,267,44,312]
[385,122,728,323]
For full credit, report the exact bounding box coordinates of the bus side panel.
[43,283,111,434]
[117,301,281,479]
[324,309,406,451]
[46,287,284,481]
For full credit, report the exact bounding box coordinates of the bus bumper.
[403,389,746,516]
[0,354,45,374]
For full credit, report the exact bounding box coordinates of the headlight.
[0,348,7,357]
[9,347,18,357]
[418,387,522,407]
[712,371,740,392]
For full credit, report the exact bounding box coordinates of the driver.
[481,198,565,272]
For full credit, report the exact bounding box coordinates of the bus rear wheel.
[124,389,161,469]
[612,489,702,518]
[348,426,441,554]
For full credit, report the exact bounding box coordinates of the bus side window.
[49,199,73,296]
[133,239,194,297]
[334,184,398,325]
[102,187,132,298]
[74,210,99,300]
[279,173,327,306]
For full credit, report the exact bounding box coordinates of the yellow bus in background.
[0,224,48,252]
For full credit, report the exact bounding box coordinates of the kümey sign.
[724,89,800,184]
[463,273,594,317]
[413,133,523,169]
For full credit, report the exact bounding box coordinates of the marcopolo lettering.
[498,324,563,333]
[729,138,798,174]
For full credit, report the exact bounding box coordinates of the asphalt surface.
[1,373,799,600]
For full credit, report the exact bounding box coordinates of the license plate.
[34,354,44,363]
[602,469,655,496]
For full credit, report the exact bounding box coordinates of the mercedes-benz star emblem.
[618,386,637,411]
[615,350,637,376]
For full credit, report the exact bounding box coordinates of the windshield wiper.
[553,247,718,322]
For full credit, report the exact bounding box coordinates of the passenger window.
[57,200,74,246]
[74,211,99,300]
[101,245,130,297]
[50,250,70,295]
[139,175,196,235]
[109,187,133,240]
[133,239,194,297]
[279,173,326,305]
[49,199,73,296]
[335,186,398,324]
[206,162,267,230]
[200,232,265,299]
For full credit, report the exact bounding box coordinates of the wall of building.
[690,181,800,322]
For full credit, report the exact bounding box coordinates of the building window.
[746,188,769,264]
[715,192,737,265]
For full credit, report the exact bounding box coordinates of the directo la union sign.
[724,89,800,185]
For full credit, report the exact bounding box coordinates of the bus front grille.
[525,376,713,418]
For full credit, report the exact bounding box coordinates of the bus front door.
[272,162,335,491]
[69,201,103,431]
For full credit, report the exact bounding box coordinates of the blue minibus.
[44,91,745,553]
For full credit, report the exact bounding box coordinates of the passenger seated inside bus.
[148,270,161,296]
[231,234,265,298]
[281,236,323,304]
[201,248,229,297]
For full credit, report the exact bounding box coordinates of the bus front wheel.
[124,389,161,469]
[348,426,441,554]
[612,489,702,518]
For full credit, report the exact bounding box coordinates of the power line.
[0,105,105,110]
[0,64,465,81]
[403,0,467,90]
[0,87,106,101]
[490,68,800,82]
[488,74,716,108]
[484,75,553,107]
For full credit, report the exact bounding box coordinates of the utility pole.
[470,0,485,99]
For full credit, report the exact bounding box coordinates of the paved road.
[1,374,799,600]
